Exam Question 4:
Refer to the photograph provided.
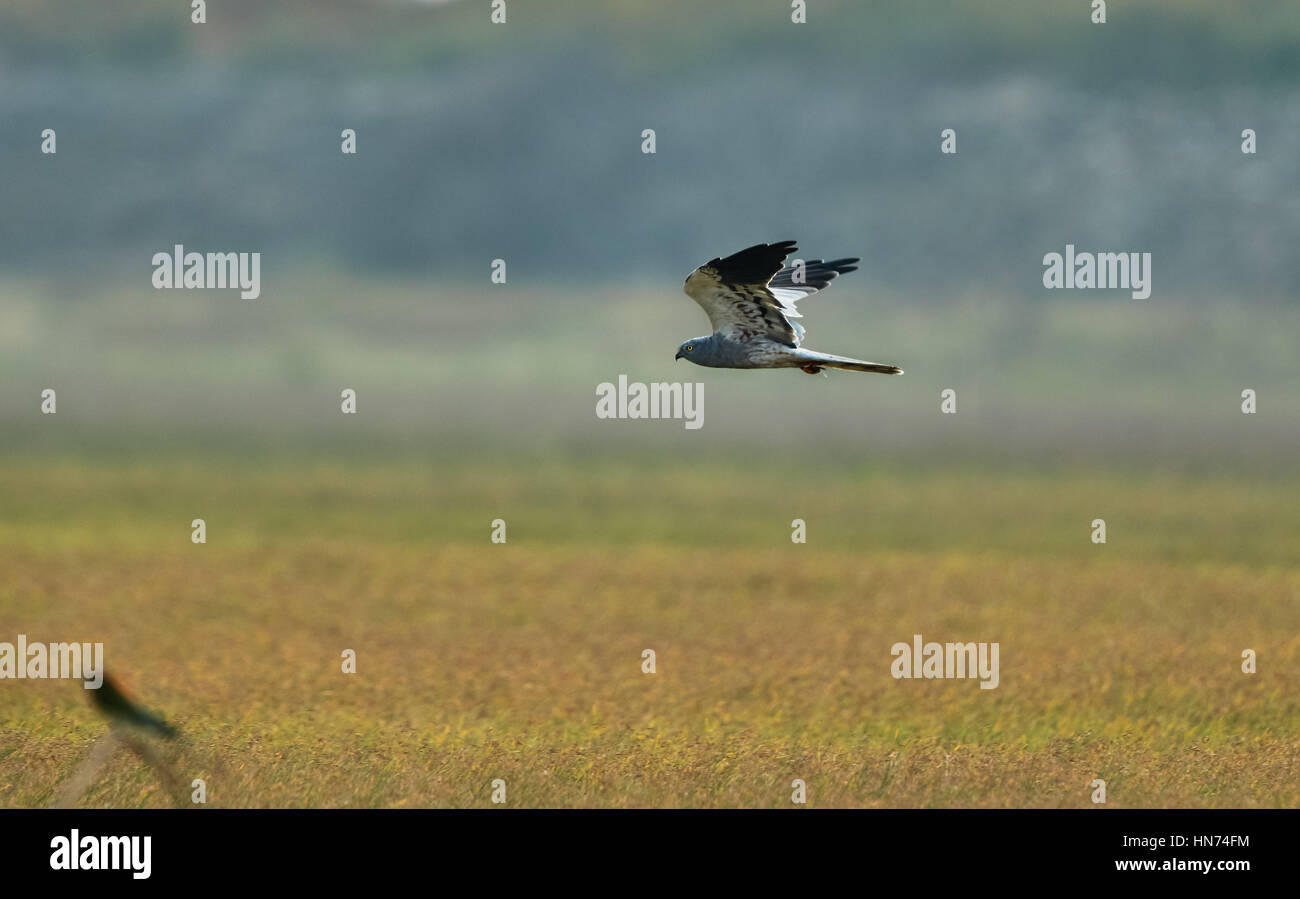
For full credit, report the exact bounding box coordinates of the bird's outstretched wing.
[683,241,859,347]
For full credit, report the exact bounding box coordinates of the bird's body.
[676,240,902,376]
[90,672,178,739]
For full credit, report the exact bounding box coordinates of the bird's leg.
[119,730,189,807]
[51,730,121,808]
[799,364,824,375]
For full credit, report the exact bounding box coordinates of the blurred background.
[1,0,1297,465]
[3,0,1300,810]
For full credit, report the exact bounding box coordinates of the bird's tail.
[799,350,903,375]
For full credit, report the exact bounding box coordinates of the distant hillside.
[4,0,1300,79]
[2,1,1298,298]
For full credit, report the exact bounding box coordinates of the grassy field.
[3,275,1297,808]
[2,454,1297,808]
[4,0,1299,815]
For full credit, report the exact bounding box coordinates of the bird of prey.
[53,671,188,808]
[676,240,902,375]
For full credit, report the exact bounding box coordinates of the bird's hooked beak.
[674,350,683,360]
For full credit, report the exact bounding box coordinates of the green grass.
[1,453,1298,566]
[2,454,1297,808]
[2,273,1296,807]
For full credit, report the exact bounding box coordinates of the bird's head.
[675,337,709,362]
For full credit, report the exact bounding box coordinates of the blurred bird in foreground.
[52,670,186,808]
[90,671,178,738]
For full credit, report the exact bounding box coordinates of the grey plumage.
[675,241,902,376]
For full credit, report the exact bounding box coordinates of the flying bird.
[55,671,188,808]
[676,240,902,375]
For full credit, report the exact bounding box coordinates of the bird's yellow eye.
[686,345,694,352]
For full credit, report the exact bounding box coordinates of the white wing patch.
[684,267,803,347]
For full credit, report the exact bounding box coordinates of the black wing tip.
[705,243,863,286]
[709,240,799,284]
[774,258,861,289]
[713,239,798,258]
[737,239,799,256]
[811,258,859,272]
